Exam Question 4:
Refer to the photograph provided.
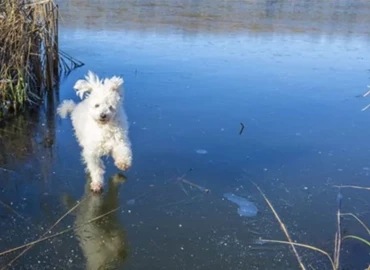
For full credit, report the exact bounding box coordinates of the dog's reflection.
[63,173,128,270]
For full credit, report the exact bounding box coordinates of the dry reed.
[0,199,26,220]
[251,182,354,270]
[341,213,370,235]
[251,181,306,270]
[334,185,370,191]
[0,207,119,258]
[1,195,89,269]
[0,0,83,116]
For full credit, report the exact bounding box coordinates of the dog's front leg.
[112,141,132,171]
[83,150,105,192]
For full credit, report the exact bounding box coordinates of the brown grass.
[251,181,306,270]
[334,185,370,191]
[0,0,83,115]
[251,183,353,270]
[252,183,370,269]
[1,195,89,269]
[0,207,119,258]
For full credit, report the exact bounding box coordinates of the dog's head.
[74,71,124,124]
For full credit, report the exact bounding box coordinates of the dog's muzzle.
[99,113,109,123]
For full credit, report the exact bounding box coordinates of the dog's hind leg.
[83,150,105,193]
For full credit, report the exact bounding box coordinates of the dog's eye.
[95,104,99,108]
[109,106,115,111]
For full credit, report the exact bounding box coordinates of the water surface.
[1,0,370,269]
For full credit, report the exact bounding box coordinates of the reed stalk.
[0,0,83,116]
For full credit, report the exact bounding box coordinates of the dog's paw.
[115,160,131,171]
[90,182,103,193]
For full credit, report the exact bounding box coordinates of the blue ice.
[223,193,258,217]
[126,199,135,205]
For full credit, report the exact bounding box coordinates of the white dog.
[57,71,132,192]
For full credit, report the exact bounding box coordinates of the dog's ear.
[73,71,101,99]
[104,76,124,92]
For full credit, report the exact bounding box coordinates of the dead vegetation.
[253,182,370,269]
[0,0,82,117]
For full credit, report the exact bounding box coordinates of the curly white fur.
[57,71,132,192]
[57,100,76,118]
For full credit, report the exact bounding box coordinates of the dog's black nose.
[100,113,107,119]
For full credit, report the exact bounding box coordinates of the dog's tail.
[57,100,76,119]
